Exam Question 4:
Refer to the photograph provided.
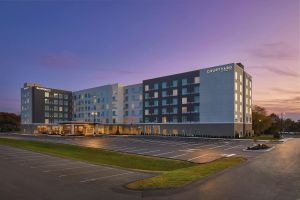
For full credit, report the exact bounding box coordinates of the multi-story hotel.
[21,63,253,137]
[21,83,72,124]
[123,84,143,124]
[72,84,124,123]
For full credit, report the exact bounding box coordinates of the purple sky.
[0,0,299,120]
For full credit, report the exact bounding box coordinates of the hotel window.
[154,100,159,106]
[234,114,238,122]
[64,101,68,106]
[194,96,199,102]
[54,93,58,98]
[173,89,178,96]
[145,101,149,107]
[64,113,68,118]
[154,108,158,114]
[182,97,187,104]
[59,106,63,112]
[145,93,149,99]
[54,106,58,111]
[162,108,167,114]
[240,84,243,93]
[182,116,188,122]
[45,92,49,98]
[249,90,252,97]
[194,76,200,84]
[182,88,188,95]
[235,103,238,112]
[145,85,149,91]
[59,113,63,118]
[154,91,158,98]
[193,86,199,93]
[59,100,63,105]
[162,82,167,89]
[235,93,238,102]
[154,83,159,90]
[162,99,167,106]
[59,94,63,99]
[64,94,68,100]
[240,95,243,102]
[54,113,58,118]
[235,82,238,91]
[240,105,243,113]
[235,71,238,80]
[249,81,252,88]
[64,106,68,112]
[173,107,178,114]
[172,80,178,87]
[172,98,178,105]
[45,112,49,117]
[45,99,49,104]
[45,119,49,124]
[54,100,58,105]
[194,105,199,112]
[240,74,243,82]
[182,78,188,86]
[45,105,49,111]
[162,91,167,97]
[173,116,178,123]
[162,117,167,123]
[182,106,187,113]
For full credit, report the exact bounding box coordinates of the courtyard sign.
[206,65,233,74]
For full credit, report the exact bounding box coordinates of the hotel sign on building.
[206,65,233,74]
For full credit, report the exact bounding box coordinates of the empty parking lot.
[0,134,276,163]
[0,144,153,200]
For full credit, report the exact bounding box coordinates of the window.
[173,89,178,96]
[194,96,199,102]
[162,108,167,114]
[235,82,238,91]
[64,94,68,100]
[64,113,68,118]
[154,83,159,90]
[182,88,188,95]
[59,106,63,112]
[45,99,49,104]
[64,101,68,106]
[45,92,49,98]
[153,108,158,114]
[162,91,167,97]
[145,85,149,91]
[54,93,58,98]
[154,92,158,98]
[182,116,188,122]
[235,93,238,102]
[182,78,188,86]
[59,100,63,105]
[59,113,63,118]
[235,71,238,80]
[54,100,58,105]
[154,100,159,106]
[173,107,178,114]
[240,95,243,102]
[145,101,149,107]
[145,93,149,99]
[162,82,167,89]
[145,109,149,115]
[54,113,58,118]
[59,94,63,99]
[240,84,243,92]
[54,106,58,111]
[172,80,178,87]
[194,76,200,83]
[45,105,49,111]
[182,106,187,113]
[235,103,238,112]
[64,106,68,112]
[45,112,49,117]
[240,74,243,82]
[162,99,167,106]
[193,86,199,93]
[162,117,167,123]
[240,105,243,113]
[172,98,178,105]
[45,119,49,124]
[182,97,187,104]
[194,105,199,112]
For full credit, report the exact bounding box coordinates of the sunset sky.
[0,0,299,120]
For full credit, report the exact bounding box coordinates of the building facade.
[123,84,143,124]
[21,63,253,137]
[21,83,72,124]
[72,84,124,123]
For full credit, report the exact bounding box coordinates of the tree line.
[0,112,20,132]
[252,105,300,135]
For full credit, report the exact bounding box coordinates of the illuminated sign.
[206,65,233,74]
[36,87,51,92]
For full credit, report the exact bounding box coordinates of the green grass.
[127,157,245,189]
[247,135,280,141]
[0,138,195,171]
[0,137,245,189]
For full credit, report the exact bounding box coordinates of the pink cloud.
[40,50,80,68]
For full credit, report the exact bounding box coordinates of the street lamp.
[91,111,97,135]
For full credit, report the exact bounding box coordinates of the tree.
[0,112,21,132]
[265,113,281,134]
[252,105,272,135]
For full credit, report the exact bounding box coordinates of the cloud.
[245,42,297,60]
[250,65,300,78]
[40,50,80,68]
[271,87,300,95]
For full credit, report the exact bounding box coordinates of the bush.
[273,132,281,139]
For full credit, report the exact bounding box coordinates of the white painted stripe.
[30,161,75,168]
[209,145,227,150]
[80,172,134,183]
[153,151,175,156]
[138,149,160,154]
[170,153,188,158]
[224,145,243,150]
[188,154,210,161]
[44,165,97,173]
[59,167,114,178]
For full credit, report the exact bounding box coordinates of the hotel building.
[21,63,253,137]
[21,83,72,124]
[72,84,124,123]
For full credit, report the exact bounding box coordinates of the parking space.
[0,144,151,187]
[0,134,276,163]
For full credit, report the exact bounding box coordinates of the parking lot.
[1,134,277,163]
[0,144,152,200]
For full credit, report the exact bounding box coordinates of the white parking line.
[59,167,114,177]
[188,154,210,161]
[128,148,148,153]
[209,145,228,150]
[80,171,134,183]
[153,151,175,156]
[44,164,96,173]
[170,153,188,158]
[224,145,243,150]
[138,149,160,154]
[30,161,76,168]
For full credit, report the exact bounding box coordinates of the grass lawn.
[0,137,245,189]
[127,157,245,189]
[251,135,280,141]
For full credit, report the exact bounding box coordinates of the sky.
[0,0,299,120]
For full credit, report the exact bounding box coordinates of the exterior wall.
[73,83,124,123]
[199,64,235,123]
[21,83,72,124]
[243,71,253,135]
[143,70,200,123]
[123,83,143,124]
